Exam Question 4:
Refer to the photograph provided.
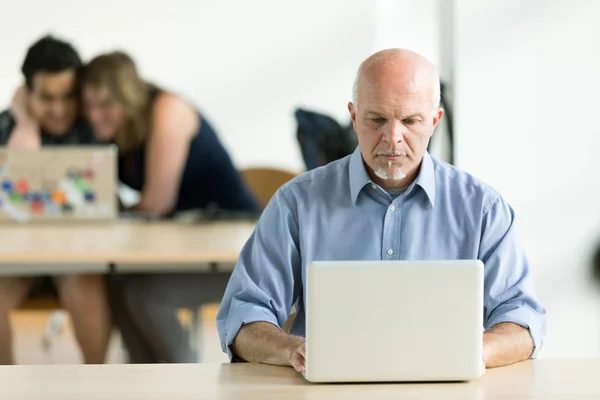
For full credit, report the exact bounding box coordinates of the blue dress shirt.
[217,147,547,360]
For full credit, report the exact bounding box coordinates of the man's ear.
[432,107,444,129]
[348,102,358,132]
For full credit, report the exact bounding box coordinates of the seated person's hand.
[7,84,40,149]
[7,125,40,149]
[289,342,306,373]
[10,84,29,120]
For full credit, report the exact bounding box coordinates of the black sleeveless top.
[118,90,260,214]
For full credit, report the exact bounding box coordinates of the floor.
[11,304,228,365]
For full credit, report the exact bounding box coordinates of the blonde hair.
[82,51,155,151]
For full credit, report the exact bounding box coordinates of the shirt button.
[389,204,396,212]
[371,184,377,190]
[387,249,394,255]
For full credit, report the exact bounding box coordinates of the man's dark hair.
[21,35,82,90]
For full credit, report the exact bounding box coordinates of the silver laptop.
[0,146,118,222]
[304,260,484,383]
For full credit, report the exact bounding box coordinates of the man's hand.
[10,84,29,121]
[7,84,40,150]
[6,125,40,149]
[289,342,306,373]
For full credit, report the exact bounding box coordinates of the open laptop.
[304,260,484,383]
[0,146,118,222]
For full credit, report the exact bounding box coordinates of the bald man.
[217,49,546,372]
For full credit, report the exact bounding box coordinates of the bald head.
[352,48,440,112]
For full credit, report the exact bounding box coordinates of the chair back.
[241,167,297,209]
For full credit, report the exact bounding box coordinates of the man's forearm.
[483,322,534,368]
[232,321,305,366]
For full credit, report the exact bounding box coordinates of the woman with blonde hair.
[80,51,260,362]
[82,51,258,216]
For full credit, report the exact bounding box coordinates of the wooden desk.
[0,220,255,275]
[0,360,596,399]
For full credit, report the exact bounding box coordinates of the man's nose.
[383,120,406,143]
[50,100,67,118]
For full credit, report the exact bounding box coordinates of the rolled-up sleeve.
[216,186,301,360]
[478,195,547,358]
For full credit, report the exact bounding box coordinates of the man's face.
[348,74,443,189]
[28,69,78,135]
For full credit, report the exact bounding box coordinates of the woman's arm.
[7,84,41,149]
[134,92,198,215]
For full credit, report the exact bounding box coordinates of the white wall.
[372,0,440,66]
[455,0,600,357]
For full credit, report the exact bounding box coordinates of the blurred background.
[1,0,599,363]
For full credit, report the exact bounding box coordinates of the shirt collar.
[348,146,436,208]
[349,146,373,205]
[414,151,436,208]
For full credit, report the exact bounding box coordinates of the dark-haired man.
[0,35,95,147]
[0,35,110,365]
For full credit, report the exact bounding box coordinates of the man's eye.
[404,119,416,125]
[370,117,386,124]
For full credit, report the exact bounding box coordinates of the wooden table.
[0,360,596,399]
[0,220,255,274]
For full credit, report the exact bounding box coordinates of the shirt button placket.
[383,200,400,259]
